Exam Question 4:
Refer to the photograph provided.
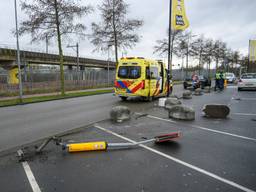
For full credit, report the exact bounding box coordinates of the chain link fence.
[0,67,115,97]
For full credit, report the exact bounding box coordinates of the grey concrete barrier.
[183,90,192,99]
[202,104,230,118]
[110,105,131,123]
[194,88,203,96]
[203,86,211,93]
[167,105,195,120]
[165,98,182,108]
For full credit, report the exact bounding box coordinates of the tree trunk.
[198,51,202,75]
[216,58,219,70]
[185,43,189,77]
[208,59,211,79]
[54,0,65,95]
[112,0,118,64]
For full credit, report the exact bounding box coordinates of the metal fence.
[0,68,115,97]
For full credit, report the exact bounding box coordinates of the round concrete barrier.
[167,105,195,120]
[183,90,192,99]
[165,98,182,108]
[110,106,131,123]
[194,88,203,96]
[203,86,211,93]
[202,104,230,118]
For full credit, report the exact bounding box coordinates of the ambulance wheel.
[120,96,127,101]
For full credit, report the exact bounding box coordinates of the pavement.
[0,87,113,101]
[0,84,256,192]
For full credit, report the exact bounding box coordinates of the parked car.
[238,73,256,91]
[198,75,211,88]
[225,72,236,83]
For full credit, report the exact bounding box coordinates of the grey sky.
[0,0,255,64]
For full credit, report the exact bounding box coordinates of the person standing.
[219,71,225,91]
[214,71,220,91]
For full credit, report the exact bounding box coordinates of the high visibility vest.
[215,73,221,79]
[220,73,225,79]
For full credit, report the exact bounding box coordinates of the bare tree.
[201,38,214,78]
[212,40,227,70]
[90,0,143,63]
[19,0,92,95]
[189,35,205,74]
[153,30,184,66]
[232,50,241,69]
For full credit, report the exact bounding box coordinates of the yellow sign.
[8,67,19,84]
[172,0,189,30]
[249,40,256,62]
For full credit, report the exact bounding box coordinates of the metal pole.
[181,54,184,80]
[167,0,172,97]
[107,45,110,86]
[14,0,23,102]
[76,42,79,83]
[46,35,48,53]
[248,40,251,73]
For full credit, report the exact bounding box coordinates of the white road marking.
[233,113,256,116]
[135,113,256,142]
[94,125,255,192]
[240,98,256,101]
[17,150,41,192]
[226,86,237,89]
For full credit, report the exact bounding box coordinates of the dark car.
[198,75,211,89]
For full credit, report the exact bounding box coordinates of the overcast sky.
[0,0,256,65]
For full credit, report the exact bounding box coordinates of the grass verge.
[0,89,113,107]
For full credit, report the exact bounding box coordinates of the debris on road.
[60,131,181,152]
[167,105,195,120]
[202,104,230,118]
[158,98,167,107]
[110,105,131,123]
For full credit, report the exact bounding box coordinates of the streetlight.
[167,0,172,97]
[67,43,79,83]
[14,0,23,103]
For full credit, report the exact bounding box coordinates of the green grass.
[0,89,113,107]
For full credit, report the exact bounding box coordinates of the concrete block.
[202,104,230,118]
[187,87,194,91]
[194,88,203,96]
[167,105,195,120]
[165,98,182,108]
[204,86,211,93]
[169,94,180,99]
[183,90,192,99]
[110,106,131,123]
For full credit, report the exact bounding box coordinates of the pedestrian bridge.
[0,47,116,70]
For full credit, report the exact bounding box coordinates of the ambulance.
[114,57,172,101]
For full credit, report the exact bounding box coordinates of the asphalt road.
[0,85,183,152]
[0,92,118,152]
[0,85,255,192]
